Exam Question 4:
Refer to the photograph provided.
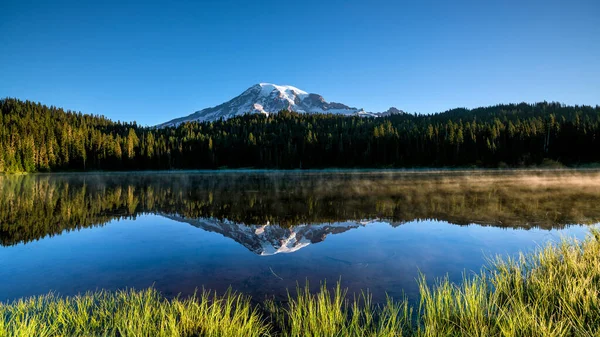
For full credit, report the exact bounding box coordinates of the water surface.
[1,170,599,303]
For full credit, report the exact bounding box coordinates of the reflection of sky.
[0,215,597,304]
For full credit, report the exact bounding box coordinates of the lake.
[1,170,599,304]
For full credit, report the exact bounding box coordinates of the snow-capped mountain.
[162,214,373,255]
[159,83,396,127]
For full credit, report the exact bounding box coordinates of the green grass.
[264,282,414,337]
[2,229,599,336]
[417,229,600,337]
[0,288,268,337]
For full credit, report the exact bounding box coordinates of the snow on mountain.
[161,214,377,255]
[158,83,368,127]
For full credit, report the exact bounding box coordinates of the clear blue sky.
[1,0,598,126]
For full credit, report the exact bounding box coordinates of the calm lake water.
[1,170,599,303]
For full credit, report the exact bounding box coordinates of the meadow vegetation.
[2,229,599,336]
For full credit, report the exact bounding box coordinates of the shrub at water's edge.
[1,230,599,336]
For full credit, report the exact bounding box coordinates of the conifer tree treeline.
[1,98,599,172]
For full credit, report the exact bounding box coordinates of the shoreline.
[3,166,600,176]
[2,230,599,336]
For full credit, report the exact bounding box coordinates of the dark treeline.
[1,98,600,172]
[2,171,600,246]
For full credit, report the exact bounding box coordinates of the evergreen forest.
[1,98,599,172]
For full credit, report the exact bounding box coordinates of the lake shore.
[2,229,599,336]
[3,165,600,175]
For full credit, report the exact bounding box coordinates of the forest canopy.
[1,98,599,172]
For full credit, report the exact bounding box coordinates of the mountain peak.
[158,83,365,127]
[257,83,308,96]
[255,83,309,105]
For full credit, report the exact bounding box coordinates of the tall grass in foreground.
[1,229,599,336]
[418,229,600,337]
[265,282,414,337]
[0,288,268,337]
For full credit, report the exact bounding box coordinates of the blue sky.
[1,0,598,126]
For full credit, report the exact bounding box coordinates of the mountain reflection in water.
[164,215,371,255]
[2,170,600,249]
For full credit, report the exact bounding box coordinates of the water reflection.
[165,215,370,255]
[1,170,599,303]
[1,170,600,247]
